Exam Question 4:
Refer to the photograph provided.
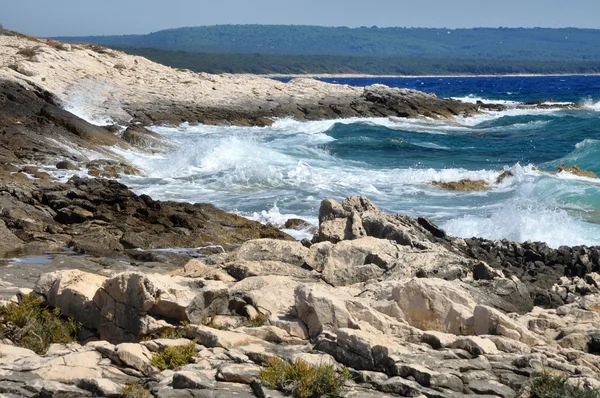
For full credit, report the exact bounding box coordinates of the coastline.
[267,72,600,79]
[2,32,600,398]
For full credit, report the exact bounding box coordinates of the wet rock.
[85,159,141,178]
[283,218,307,229]
[55,160,79,170]
[496,170,514,184]
[417,217,447,238]
[557,164,598,179]
[39,105,120,146]
[1,176,293,258]
[121,124,170,150]
[433,179,489,191]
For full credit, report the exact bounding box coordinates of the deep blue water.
[120,75,600,248]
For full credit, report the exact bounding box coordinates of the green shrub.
[120,383,151,398]
[144,322,190,340]
[47,41,69,51]
[521,372,600,398]
[150,340,197,371]
[17,46,40,58]
[244,313,269,328]
[0,295,81,354]
[260,358,350,398]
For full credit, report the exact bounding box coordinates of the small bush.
[113,63,127,70]
[47,41,69,51]
[260,358,350,398]
[144,322,190,340]
[522,372,600,398]
[0,295,81,354]
[120,383,151,398]
[7,64,18,71]
[150,340,197,371]
[244,313,269,328]
[17,46,39,58]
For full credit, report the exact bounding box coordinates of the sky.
[3,0,600,37]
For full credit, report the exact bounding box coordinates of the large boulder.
[35,269,106,330]
[228,275,302,317]
[315,328,397,371]
[390,278,476,335]
[316,196,446,250]
[473,305,542,346]
[294,283,415,339]
[309,236,470,286]
[93,272,198,341]
[185,280,232,325]
[229,239,314,267]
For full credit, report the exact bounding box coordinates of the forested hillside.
[116,48,600,75]
[56,25,600,75]
[57,25,600,60]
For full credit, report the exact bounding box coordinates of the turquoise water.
[118,75,600,248]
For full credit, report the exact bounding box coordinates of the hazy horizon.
[3,0,600,37]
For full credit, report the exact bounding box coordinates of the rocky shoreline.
[2,196,600,398]
[2,30,600,397]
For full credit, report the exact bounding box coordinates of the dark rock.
[417,217,447,238]
[121,124,169,150]
[587,332,600,355]
[85,159,140,178]
[39,105,120,146]
[283,218,307,229]
[0,176,292,259]
[496,170,514,184]
[55,161,79,170]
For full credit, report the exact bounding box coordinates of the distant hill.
[56,25,600,61]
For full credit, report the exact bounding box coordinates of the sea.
[73,75,600,249]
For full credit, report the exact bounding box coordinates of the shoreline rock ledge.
[0,33,489,127]
[3,196,600,397]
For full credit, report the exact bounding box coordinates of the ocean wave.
[450,94,521,106]
[582,97,600,111]
[106,112,600,248]
[441,194,600,248]
[542,139,600,175]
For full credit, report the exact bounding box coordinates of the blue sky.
[3,0,600,36]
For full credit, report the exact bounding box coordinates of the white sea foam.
[111,114,600,246]
[582,97,600,111]
[62,78,130,126]
[442,196,600,248]
[450,95,521,107]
